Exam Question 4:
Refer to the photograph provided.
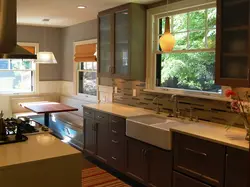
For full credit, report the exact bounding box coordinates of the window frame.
[73,39,98,101]
[0,42,39,95]
[146,0,231,101]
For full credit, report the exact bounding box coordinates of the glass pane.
[93,62,97,70]
[115,10,129,75]
[0,60,9,70]
[10,59,32,70]
[78,72,97,96]
[207,8,217,29]
[173,13,187,33]
[100,15,111,73]
[0,71,33,93]
[207,29,216,48]
[157,52,221,93]
[188,10,205,30]
[173,32,187,50]
[189,31,206,49]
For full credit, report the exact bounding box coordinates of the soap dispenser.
[0,111,7,141]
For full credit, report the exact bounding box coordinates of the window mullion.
[187,12,190,49]
[205,9,208,48]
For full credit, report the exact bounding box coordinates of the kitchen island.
[0,134,82,187]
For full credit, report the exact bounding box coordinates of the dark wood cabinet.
[173,133,225,187]
[96,120,109,163]
[98,3,146,81]
[216,0,250,87]
[83,117,96,155]
[147,146,172,187]
[126,137,172,187]
[225,147,249,187]
[173,172,212,187]
[126,137,148,184]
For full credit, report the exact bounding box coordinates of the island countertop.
[0,134,81,169]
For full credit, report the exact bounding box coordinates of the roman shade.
[21,46,36,54]
[74,43,97,62]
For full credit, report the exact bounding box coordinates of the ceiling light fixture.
[159,0,175,52]
[36,19,57,64]
[77,5,86,9]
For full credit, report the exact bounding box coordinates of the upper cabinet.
[216,0,250,87]
[98,4,146,81]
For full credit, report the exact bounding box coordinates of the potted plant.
[225,90,250,141]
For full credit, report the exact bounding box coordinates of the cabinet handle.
[97,115,104,119]
[112,140,119,144]
[111,130,117,134]
[225,153,229,173]
[111,120,118,123]
[185,148,207,157]
[111,156,117,161]
[85,112,91,115]
[93,123,98,131]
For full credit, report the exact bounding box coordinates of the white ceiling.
[17,0,160,28]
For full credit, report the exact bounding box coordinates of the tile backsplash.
[113,79,248,128]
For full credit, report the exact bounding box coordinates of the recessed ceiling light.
[77,5,86,9]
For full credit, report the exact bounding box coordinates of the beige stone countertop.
[0,134,81,169]
[170,121,249,152]
[84,103,152,118]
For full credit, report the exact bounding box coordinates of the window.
[147,0,224,97]
[77,62,97,96]
[0,59,35,94]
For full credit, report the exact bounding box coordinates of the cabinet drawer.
[173,172,211,187]
[173,133,225,187]
[94,111,109,122]
[109,115,126,135]
[109,139,125,171]
[83,107,94,118]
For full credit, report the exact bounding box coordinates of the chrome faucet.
[153,96,161,114]
[170,94,180,118]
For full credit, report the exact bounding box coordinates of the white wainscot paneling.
[39,81,62,94]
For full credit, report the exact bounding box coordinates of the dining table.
[20,102,78,127]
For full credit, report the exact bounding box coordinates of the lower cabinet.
[96,120,109,163]
[126,137,172,187]
[83,117,96,155]
[225,147,249,187]
[173,172,211,187]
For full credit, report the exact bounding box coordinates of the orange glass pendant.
[159,17,175,52]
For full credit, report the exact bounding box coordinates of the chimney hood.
[0,0,37,59]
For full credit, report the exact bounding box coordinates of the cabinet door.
[114,9,130,77]
[173,172,211,187]
[225,147,249,187]
[83,118,96,155]
[126,138,148,184]
[147,146,172,187]
[96,120,109,163]
[216,0,250,87]
[98,14,113,76]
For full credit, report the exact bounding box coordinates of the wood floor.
[82,167,130,187]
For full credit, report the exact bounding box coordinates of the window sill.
[0,92,37,97]
[143,89,232,102]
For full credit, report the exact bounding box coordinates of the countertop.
[84,103,152,118]
[0,134,81,169]
[85,103,249,151]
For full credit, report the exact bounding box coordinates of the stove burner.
[4,117,39,135]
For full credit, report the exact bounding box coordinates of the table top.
[20,102,78,114]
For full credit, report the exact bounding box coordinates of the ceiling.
[17,0,160,28]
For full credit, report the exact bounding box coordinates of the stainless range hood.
[0,0,37,59]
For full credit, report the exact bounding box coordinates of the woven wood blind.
[21,46,36,54]
[74,43,97,62]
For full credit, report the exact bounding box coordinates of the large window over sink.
[0,59,35,94]
[147,0,225,98]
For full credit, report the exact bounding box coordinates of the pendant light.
[159,0,175,52]
[36,19,57,64]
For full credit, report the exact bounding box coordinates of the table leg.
[44,113,50,127]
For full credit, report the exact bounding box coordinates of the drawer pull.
[112,120,118,123]
[111,156,117,160]
[85,112,91,115]
[112,140,119,144]
[185,148,207,157]
[111,130,117,134]
[97,115,104,119]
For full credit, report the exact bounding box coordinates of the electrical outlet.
[133,89,137,97]
[114,86,118,94]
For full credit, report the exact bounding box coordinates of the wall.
[17,25,62,81]
[61,19,98,81]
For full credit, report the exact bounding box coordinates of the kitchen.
[0,0,249,187]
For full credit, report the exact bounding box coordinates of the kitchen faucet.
[153,96,161,114]
[170,94,180,118]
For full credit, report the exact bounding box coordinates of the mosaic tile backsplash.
[113,79,250,128]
